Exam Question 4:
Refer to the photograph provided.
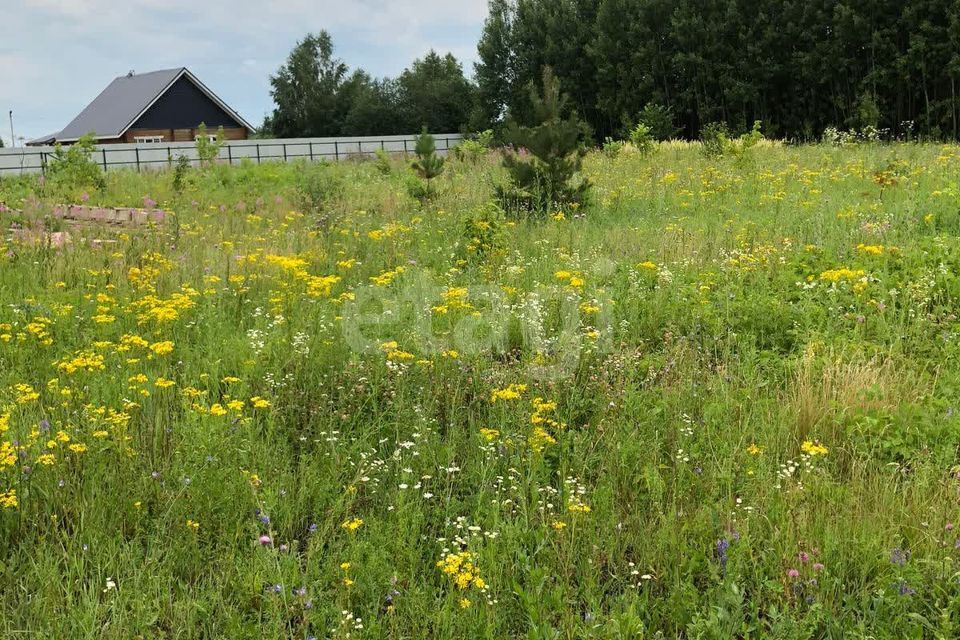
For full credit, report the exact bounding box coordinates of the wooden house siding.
[122,127,247,143]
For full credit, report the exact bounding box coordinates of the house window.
[195,135,218,142]
[134,136,164,143]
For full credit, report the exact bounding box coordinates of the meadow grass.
[1,142,960,638]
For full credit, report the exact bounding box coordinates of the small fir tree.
[497,67,590,217]
[410,128,445,198]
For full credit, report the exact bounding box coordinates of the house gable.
[131,76,244,130]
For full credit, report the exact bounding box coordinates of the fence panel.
[0,133,464,176]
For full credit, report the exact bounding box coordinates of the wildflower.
[0,441,15,469]
[0,489,17,509]
[149,341,174,356]
[13,383,40,404]
[787,568,800,578]
[896,579,915,596]
[856,244,885,256]
[567,501,591,514]
[250,396,271,409]
[818,267,865,283]
[479,428,500,442]
[459,598,472,609]
[890,547,910,566]
[437,551,488,594]
[550,520,567,531]
[528,427,557,452]
[341,517,364,533]
[186,519,200,532]
[258,534,272,546]
[800,440,828,456]
[209,404,228,417]
[746,443,763,455]
[716,538,730,575]
[490,384,527,403]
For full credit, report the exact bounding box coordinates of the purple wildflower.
[896,579,915,596]
[890,548,910,566]
[715,538,730,576]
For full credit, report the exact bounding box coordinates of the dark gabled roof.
[49,67,253,143]
[27,132,58,146]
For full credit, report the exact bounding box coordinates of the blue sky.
[1,1,489,144]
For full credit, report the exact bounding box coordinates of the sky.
[1,0,489,145]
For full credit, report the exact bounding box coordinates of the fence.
[0,133,465,176]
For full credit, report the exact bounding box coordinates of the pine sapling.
[410,129,445,199]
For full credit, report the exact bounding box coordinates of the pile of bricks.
[49,204,168,224]
[2,203,169,249]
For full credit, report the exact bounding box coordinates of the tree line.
[262,32,475,138]
[264,0,960,141]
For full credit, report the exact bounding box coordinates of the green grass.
[1,141,960,638]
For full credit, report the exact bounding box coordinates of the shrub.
[373,149,393,175]
[700,122,731,158]
[855,90,881,131]
[410,129,445,199]
[195,123,225,167]
[172,155,192,194]
[403,173,430,201]
[46,133,104,193]
[497,67,591,217]
[700,121,764,159]
[454,130,495,164]
[601,137,625,158]
[628,123,655,156]
[636,102,679,141]
[462,201,505,263]
[295,161,343,222]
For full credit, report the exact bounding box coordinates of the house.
[28,68,254,146]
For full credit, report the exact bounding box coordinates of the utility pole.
[8,111,13,148]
